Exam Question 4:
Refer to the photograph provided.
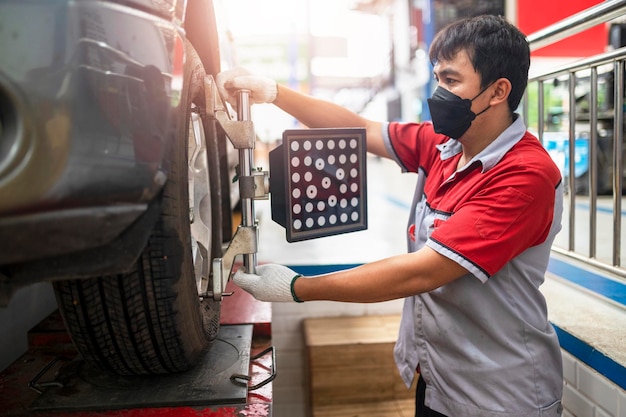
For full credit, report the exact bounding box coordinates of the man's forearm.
[273,85,388,157]
[293,248,469,303]
[273,84,365,128]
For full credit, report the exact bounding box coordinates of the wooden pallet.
[313,398,415,417]
[303,315,416,417]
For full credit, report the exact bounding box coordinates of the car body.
[0,0,236,375]
[0,0,230,284]
[0,0,178,262]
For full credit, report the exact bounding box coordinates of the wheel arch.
[185,0,221,78]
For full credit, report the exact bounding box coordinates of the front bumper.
[0,0,184,263]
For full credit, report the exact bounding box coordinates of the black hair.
[429,15,530,112]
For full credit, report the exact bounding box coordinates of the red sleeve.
[387,121,448,173]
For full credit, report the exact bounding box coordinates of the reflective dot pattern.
[287,136,364,234]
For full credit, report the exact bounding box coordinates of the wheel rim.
[188,105,212,295]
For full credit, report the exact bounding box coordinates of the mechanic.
[217,15,564,417]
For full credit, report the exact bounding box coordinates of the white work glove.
[233,264,304,303]
[216,67,278,107]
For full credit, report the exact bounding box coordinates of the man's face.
[432,50,489,115]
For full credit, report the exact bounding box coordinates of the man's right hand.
[216,67,277,107]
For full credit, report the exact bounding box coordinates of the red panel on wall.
[518,0,607,57]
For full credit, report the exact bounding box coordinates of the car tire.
[52,40,222,375]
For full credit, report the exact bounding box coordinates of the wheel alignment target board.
[269,128,367,242]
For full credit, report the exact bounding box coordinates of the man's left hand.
[233,264,304,303]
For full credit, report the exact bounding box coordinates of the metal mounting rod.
[237,90,257,274]
[206,81,268,300]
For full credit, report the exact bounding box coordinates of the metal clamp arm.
[211,225,257,300]
[205,80,269,300]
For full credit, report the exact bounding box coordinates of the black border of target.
[274,128,368,243]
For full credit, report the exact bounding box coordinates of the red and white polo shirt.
[385,115,564,417]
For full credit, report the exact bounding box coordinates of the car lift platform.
[0,281,273,417]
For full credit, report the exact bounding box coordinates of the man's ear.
[490,78,512,105]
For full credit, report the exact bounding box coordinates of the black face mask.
[427,85,491,139]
